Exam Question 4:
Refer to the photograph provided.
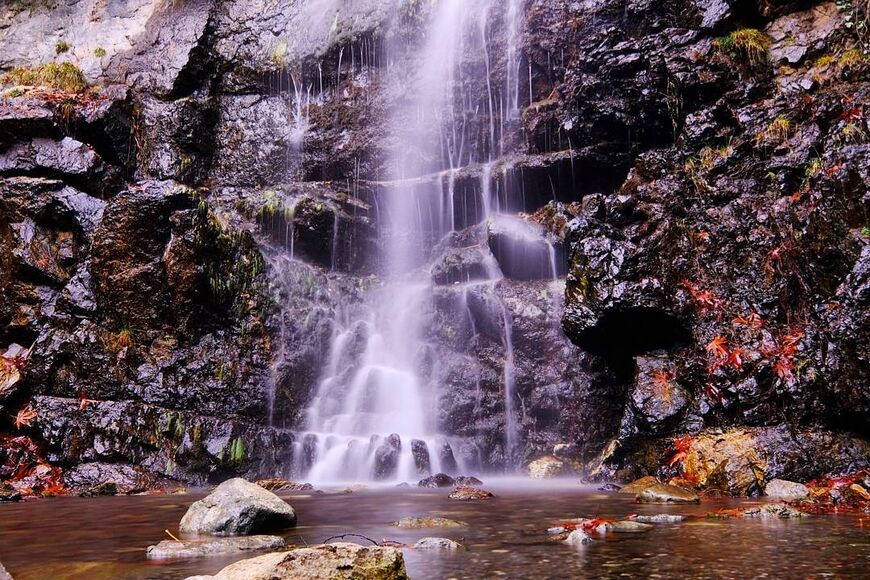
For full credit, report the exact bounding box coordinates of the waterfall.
[294,0,537,483]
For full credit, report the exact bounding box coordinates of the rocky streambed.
[0,479,868,579]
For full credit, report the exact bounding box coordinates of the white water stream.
[293,0,547,482]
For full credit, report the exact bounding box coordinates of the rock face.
[528,456,568,479]
[178,478,297,536]
[0,0,867,489]
[146,535,285,559]
[184,543,408,580]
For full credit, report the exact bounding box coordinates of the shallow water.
[0,480,867,579]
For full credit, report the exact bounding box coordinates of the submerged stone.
[633,514,685,523]
[392,517,468,529]
[448,486,495,500]
[146,535,285,559]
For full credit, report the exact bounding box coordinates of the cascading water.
[292,0,545,482]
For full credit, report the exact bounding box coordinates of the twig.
[164,529,182,542]
[321,533,381,546]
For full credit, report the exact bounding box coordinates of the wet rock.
[413,537,465,551]
[743,504,806,519]
[411,440,431,477]
[437,442,458,474]
[764,479,810,499]
[0,489,21,502]
[564,529,593,546]
[637,483,700,504]
[528,456,568,479]
[183,542,408,580]
[633,514,684,523]
[79,481,118,497]
[392,517,467,529]
[603,521,653,533]
[598,483,621,492]
[454,476,483,486]
[624,356,689,436]
[374,434,402,481]
[448,486,495,501]
[147,535,285,559]
[255,479,314,492]
[677,428,870,496]
[418,473,455,488]
[843,484,870,503]
[63,463,161,495]
[765,2,845,65]
[179,478,297,536]
[618,476,659,495]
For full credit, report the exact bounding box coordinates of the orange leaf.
[705,336,728,359]
[14,407,37,430]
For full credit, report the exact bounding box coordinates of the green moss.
[271,40,289,67]
[717,29,771,65]
[94,47,107,58]
[55,40,70,54]
[2,88,25,98]
[2,62,87,93]
[228,437,246,467]
[756,116,791,145]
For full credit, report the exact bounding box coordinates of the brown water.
[0,480,867,579]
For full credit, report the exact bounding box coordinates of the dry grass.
[2,62,87,93]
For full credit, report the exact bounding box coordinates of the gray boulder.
[183,542,408,580]
[179,478,297,536]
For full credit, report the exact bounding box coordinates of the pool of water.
[0,480,867,579]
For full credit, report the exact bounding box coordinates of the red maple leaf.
[706,336,729,359]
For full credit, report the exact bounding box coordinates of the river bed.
[0,480,867,579]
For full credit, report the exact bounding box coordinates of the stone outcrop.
[0,0,867,490]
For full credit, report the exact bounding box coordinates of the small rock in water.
[0,489,22,502]
[564,529,593,545]
[454,476,483,486]
[179,478,297,536]
[618,476,659,495]
[528,456,567,479]
[255,478,314,492]
[743,504,806,519]
[146,535,285,559]
[448,486,495,500]
[636,483,700,504]
[182,542,408,580]
[393,517,468,529]
[418,473,455,488]
[603,520,653,533]
[395,482,411,488]
[79,481,118,497]
[633,514,685,523]
[598,483,621,492]
[414,537,465,551]
[764,479,809,499]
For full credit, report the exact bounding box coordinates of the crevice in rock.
[573,307,691,381]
